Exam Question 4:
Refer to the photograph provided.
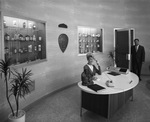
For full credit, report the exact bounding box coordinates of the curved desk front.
[78,71,139,119]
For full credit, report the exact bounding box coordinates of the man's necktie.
[136,46,138,52]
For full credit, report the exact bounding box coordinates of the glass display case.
[78,26,103,54]
[3,16,46,65]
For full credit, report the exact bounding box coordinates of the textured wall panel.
[1,0,150,121]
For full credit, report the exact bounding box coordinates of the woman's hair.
[86,52,94,60]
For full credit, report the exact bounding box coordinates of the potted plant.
[108,50,116,67]
[0,59,34,122]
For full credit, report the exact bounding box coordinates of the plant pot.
[8,110,26,122]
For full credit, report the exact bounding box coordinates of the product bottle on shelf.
[38,45,41,51]
[33,35,36,41]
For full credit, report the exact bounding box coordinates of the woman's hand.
[96,62,100,66]
[92,76,98,81]
[95,59,100,66]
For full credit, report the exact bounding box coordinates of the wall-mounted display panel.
[78,26,103,54]
[3,16,46,65]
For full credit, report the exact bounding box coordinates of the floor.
[26,75,150,122]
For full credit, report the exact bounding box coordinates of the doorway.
[114,28,134,70]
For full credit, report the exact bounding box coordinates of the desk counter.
[78,71,139,118]
[78,71,139,95]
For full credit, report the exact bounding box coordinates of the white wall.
[0,0,150,121]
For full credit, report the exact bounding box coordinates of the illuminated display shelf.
[3,16,46,65]
[78,26,103,54]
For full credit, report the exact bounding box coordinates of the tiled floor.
[26,75,150,122]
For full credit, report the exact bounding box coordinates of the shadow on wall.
[145,65,150,91]
[146,80,150,91]
[141,62,150,75]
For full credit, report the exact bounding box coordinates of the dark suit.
[131,45,145,79]
[81,64,101,86]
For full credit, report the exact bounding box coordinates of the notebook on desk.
[87,84,105,92]
[107,66,129,75]
[119,68,128,72]
[107,71,120,76]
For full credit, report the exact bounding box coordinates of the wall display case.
[3,16,46,65]
[78,26,103,54]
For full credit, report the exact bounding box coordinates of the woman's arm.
[81,65,94,85]
[93,65,101,75]
[81,72,93,86]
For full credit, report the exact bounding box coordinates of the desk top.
[78,71,139,95]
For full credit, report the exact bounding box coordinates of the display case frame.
[1,13,47,66]
[77,26,103,56]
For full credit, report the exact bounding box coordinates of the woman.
[81,53,101,86]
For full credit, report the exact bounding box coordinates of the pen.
[129,80,132,84]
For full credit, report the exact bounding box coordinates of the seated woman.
[81,53,101,86]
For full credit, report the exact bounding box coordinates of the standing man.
[131,38,145,81]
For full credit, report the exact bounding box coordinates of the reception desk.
[78,71,139,118]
